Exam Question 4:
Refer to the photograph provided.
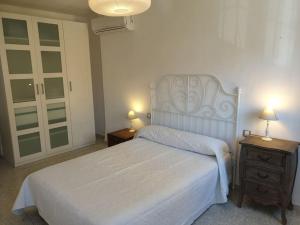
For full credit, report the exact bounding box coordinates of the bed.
[13,74,240,225]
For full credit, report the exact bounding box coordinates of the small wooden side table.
[237,135,299,225]
[107,128,136,147]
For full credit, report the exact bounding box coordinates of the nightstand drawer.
[107,129,136,147]
[245,182,280,200]
[108,135,124,145]
[246,146,284,167]
[245,167,281,184]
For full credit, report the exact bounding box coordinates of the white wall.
[89,29,106,135]
[100,0,300,205]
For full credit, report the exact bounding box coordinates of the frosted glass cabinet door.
[2,18,29,45]
[44,78,64,99]
[10,79,36,103]
[41,51,62,73]
[18,132,42,157]
[34,18,72,153]
[6,50,33,74]
[49,126,69,148]
[47,102,66,124]
[38,22,60,46]
[15,106,39,130]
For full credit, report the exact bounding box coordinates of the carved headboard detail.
[150,74,240,153]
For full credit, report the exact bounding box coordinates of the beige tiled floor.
[0,138,299,225]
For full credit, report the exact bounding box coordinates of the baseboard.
[72,141,96,150]
[14,148,76,167]
[96,132,105,137]
[293,200,300,207]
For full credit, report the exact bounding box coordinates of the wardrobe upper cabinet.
[63,21,96,148]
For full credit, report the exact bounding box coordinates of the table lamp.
[259,107,278,141]
[128,110,137,132]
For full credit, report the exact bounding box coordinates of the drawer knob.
[257,172,269,179]
[258,154,272,162]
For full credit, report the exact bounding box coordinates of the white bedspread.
[13,138,230,225]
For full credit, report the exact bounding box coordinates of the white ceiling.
[0,0,94,16]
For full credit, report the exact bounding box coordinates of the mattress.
[13,138,230,225]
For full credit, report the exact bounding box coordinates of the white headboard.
[150,74,240,153]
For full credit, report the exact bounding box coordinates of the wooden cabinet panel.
[63,21,95,148]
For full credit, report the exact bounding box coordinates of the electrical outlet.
[243,130,252,137]
[146,113,151,119]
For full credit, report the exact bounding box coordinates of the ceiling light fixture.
[88,0,151,17]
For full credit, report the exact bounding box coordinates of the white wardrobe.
[0,12,95,166]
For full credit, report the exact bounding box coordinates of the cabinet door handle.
[257,172,269,179]
[41,83,45,95]
[69,81,72,92]
[36,84,39,95]
[258,154,272,162]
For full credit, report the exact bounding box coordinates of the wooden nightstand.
[237,135,299,225]
[107,128,136,147]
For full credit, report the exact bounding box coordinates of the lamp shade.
[259,107,278,121]
[128,110,137,120]
[89,0,151,17]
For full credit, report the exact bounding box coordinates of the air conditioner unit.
[91,16,134,34]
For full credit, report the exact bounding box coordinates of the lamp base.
[261,136,272,141]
